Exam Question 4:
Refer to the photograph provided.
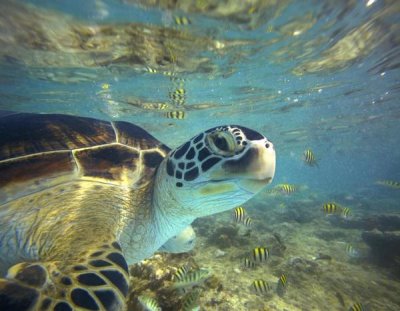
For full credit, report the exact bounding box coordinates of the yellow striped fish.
[277,183,297,194]
[276,273,287,297]
[322,202,342,214]
[162,71,175,77]
[233,206,246,223]
[182,289,201,311]
[252,247,269,262]
[173,265,189,281]
[377,180,400,189]
[166,111,185,119]
[172,268,211,289]
[304,149,318,166]
[169,88,186,106]
[137,295,161,311]
[341,207,351,218]
[156,103,169,110]
[243,257,256,268]
[279,274,287,287]
[170,88,186,98]
[243,216,252,227]
[345,244,360,258]
[146,67,158,74]
[175,16,191,25]
[348,302,365,311]
[251,279,271,294]
[101,83,110,90]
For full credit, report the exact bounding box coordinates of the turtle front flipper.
[0,241,129,311]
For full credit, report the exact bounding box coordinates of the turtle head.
[158,125,276,218]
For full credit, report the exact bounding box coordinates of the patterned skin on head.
[166,125,274,189]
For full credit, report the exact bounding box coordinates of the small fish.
[173,265,189,281]
[341,207,351,218]
[277,183,297,194]
[156,103,169,110]
[166,111,185,119]
[345,244,360,258]
[252,247,269,262]
[304,149,318,166]
[175,16,191,25]
[169,88,186,105]
[377,180,400,189]
[276,273,287,297]
[101,83,110,90]
[182,289,201,311]
[233,207,252,227]
[243,216,252,227]
[146,67,158,74]
[170,88,186,98]
[137,295,161,311]
[251,279,271,294]
[173,268,211,289]
[234,206,246,222]
[248,6,257,15]
[243,257,256,268]
[322,202,342,214]
[348,302,365,311]
[163,71,175,77]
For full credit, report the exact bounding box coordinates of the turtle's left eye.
[214,135,229,151]
[207,131,241,156]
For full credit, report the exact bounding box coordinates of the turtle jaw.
[211,140,276,195]
[186,141,276,216]
[235,143,276,194]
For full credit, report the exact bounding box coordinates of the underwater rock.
[206,225,250,249]
[331,214,400,231]
[314,229,347,241]
[214,249,226,258]
[362,230,400,264]
[275,204,315,224]
[128,252,218,310]
[313,253,332,261]
[286,256,319,274]
[193,216,217,237]
[204,275,224,291]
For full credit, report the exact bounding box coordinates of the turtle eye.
[207,131,240,156]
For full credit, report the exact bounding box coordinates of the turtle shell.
[0,112,170,204]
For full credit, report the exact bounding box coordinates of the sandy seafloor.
[128,189,400,311]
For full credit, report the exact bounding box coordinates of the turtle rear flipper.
[0,242,129,311]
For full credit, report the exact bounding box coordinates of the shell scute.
[74,144,139,181]
[0,151,76,203]
[0,112,171,203]
[0,113,115,161]
[114,121,168,152]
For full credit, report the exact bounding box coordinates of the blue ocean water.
[0,0,399,310]
[1,0,398,196]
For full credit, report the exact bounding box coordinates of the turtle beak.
[223,140,276,194]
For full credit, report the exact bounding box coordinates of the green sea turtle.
[0,111,276,310]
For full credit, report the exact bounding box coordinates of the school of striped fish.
[136,18,397,309]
